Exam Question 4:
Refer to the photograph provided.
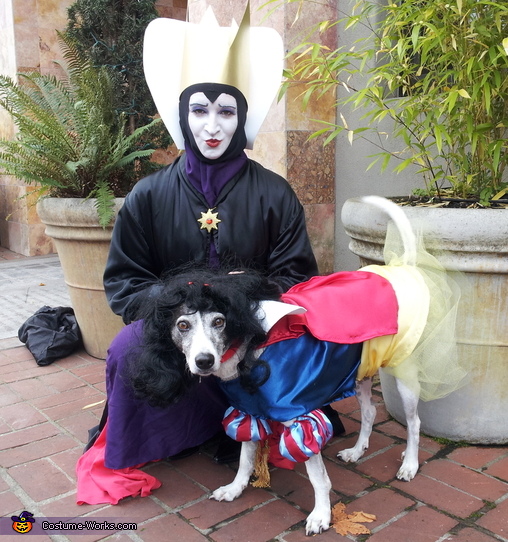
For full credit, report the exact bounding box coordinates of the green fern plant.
[0,31,160,226]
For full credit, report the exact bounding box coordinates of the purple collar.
[184,145,247,207]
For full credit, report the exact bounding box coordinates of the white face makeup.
[188,92,239,159]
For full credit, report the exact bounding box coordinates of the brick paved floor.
[1,338,507,541]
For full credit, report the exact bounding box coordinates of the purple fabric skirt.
[104,321,229,469]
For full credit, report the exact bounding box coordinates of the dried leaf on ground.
[331,502,376,536]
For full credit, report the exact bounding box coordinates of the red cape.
[266,271,398,346]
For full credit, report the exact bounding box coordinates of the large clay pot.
[341,198,508,444]
[37,198,125,359]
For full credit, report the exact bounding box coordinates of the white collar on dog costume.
[255,300,307,333]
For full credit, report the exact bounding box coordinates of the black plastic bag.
[18,306,83,366]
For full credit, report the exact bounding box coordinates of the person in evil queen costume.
[76,6,346,505]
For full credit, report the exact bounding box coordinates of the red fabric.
[76,423,162,505]
[266,271,398,346]
[220,339,243,363]
[280,416,325,462]
[282,423,317,463]
[265,424,295,470]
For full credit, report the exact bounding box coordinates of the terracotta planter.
[341,198,508,444]
[37,198,125,359]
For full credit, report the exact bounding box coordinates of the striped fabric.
[222,407,333,463]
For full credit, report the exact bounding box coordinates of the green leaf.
[503,38,508,56]
[492,186,508,200]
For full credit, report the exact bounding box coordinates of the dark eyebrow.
[189,101,209,108]
[218,103,237,110]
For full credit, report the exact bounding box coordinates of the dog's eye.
[213,317,225,327]
[177,321,189,331]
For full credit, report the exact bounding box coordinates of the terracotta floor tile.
[0,420,11,434]
[180,485,272,530]
[0,489,25,516]
[0,360,34,377]
[0,422,59,451]
[448,446,508,470]
[0,346,36,362]
[145,463,207,508]
[39,494,109,518]
[37,371,88,392]
[368,505,457,542]
[1,363,60,383]
[392,473,484,517]
[446,526,502,541]
[376,419,410,439]
[284,525,350,541]
[135,514,208,542]
[265,463,341,513]
[343,487,416,529]
[332,396,359,415]
[56,353,98,369]
[355,444,432,483]
[31,386,101,410]
[0,402,47,430]
[80,497,167,524]
[50,448,84,482]
[6,378,59,401]
[0,352,20,367]
[0,386,22,407]
[325,460,374,497]
[55,411,102,442]
[420,459,508,501]
[8,458,75,501]
[42,398,104,426]
[326,428,396,461]
[210,499,306,542]
[476,496,508,538]
[169,452,239,491]
[484,456,508,482]
[329,415,360,436]
[0,434,78,468]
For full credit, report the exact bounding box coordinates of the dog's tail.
[361,196,417,266]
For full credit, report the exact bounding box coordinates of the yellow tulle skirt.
[357,223,470,401]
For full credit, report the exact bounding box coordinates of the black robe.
[75,156,319,499]
[104,155,318,322]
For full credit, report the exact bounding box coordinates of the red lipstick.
[206,139,221,148]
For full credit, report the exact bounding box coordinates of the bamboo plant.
[274,0,508,206]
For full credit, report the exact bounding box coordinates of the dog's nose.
[195,353,215,371]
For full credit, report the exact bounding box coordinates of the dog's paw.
[337,445,366,463]
[211,483,244,502]
[396,462,418,482]
[305,509,330,536]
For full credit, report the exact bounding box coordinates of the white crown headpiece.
[143,5,283,150]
